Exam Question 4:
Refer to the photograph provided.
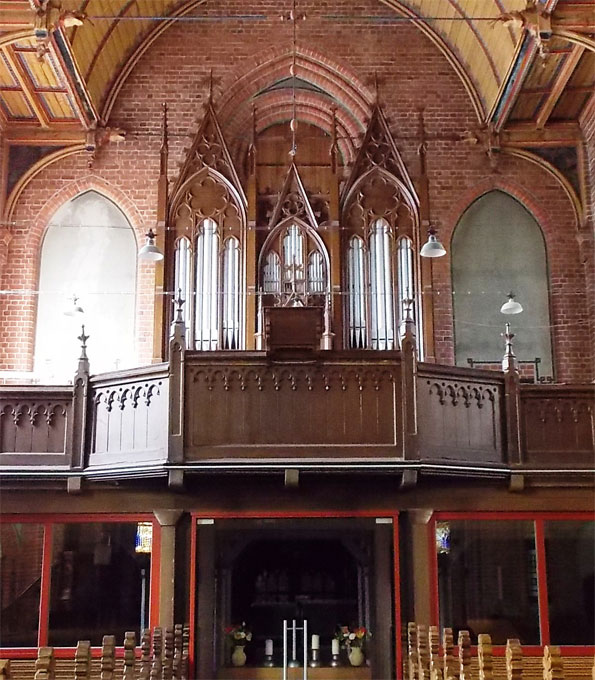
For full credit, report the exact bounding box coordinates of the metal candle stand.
[283,619,308,679]
[308,648,320,668]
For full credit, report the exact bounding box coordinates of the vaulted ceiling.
[0,0,593,137]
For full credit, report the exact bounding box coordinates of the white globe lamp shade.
[420,229,446,258]
[138,229,164,261]
[64,295,84,317]
[500,292,523,315]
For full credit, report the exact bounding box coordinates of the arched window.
[452,191,553,378]
[171,171,245,351]
[35,190,137,380]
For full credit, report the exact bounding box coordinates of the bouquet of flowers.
[225,622,252,646]
[335,625,371,648]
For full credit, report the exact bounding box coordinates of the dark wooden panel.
[0,387,72,464]
[416,366,504,464]
[88,366,168,468]
[520,385,594,466]
[185,354,401,460]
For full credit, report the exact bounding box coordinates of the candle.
[332,639,340,654]
[265,638,273,655]
[311,634,319,650]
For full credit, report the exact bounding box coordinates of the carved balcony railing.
[415,364,505,466]
[183,351,402,462]
[0,342,593,479]
[0,386,74,468]
[88,364,169,470]
[519,384,594,467]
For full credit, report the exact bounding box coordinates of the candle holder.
[263,653,274,667]
[288,658,301,668]
[308,648,321,668]
[330,651,341,667]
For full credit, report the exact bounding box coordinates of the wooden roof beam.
[500,120,581,147]
[0,2,35,31]
[536,44,585,129]
[3,125,86,145]
[1,45,50,128]
[552,3,595,32]
[489,34,539,131]
[49,32,97,128]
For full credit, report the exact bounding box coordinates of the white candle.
[332,639,340,654]
[265,638,273,655]
[311,634,319,650]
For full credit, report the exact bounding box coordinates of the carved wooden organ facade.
[163,100,422,356]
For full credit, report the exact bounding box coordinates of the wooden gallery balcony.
[0,312,593,485]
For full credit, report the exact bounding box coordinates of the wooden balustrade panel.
[416,366,504,464]
[520,386,594,466]
[0,387,72,465]
[185,354,401,460]
[89,366,168,467]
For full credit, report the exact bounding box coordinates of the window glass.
[545,520,594,645]
[436,520,539,644]
[48,522,151,646]
[0,523,43,647]
[35,191,137,380]
[452,191,553,379]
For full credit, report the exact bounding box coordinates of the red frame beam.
[0,513,160,654]
[189,510,401,678]
[429,511,594,656]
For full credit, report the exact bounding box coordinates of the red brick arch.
[1,170,154,372]
[444,177,569,250]
[25,175,145,254]
[438,171,588,382]
[218,47,372,161]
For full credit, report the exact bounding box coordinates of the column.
[154,509,183,627]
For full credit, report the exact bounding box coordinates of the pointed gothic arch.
[35,190,137,379]
[168,103,247,351]
[451,190,554,379]
[341,106,421,353]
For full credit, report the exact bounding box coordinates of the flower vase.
[348,646,364,666]
[231,645,247,667]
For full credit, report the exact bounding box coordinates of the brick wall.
[0,0,591,381]
[579,96,595,379]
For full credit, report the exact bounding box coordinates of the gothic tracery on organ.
[168,97,422,354]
